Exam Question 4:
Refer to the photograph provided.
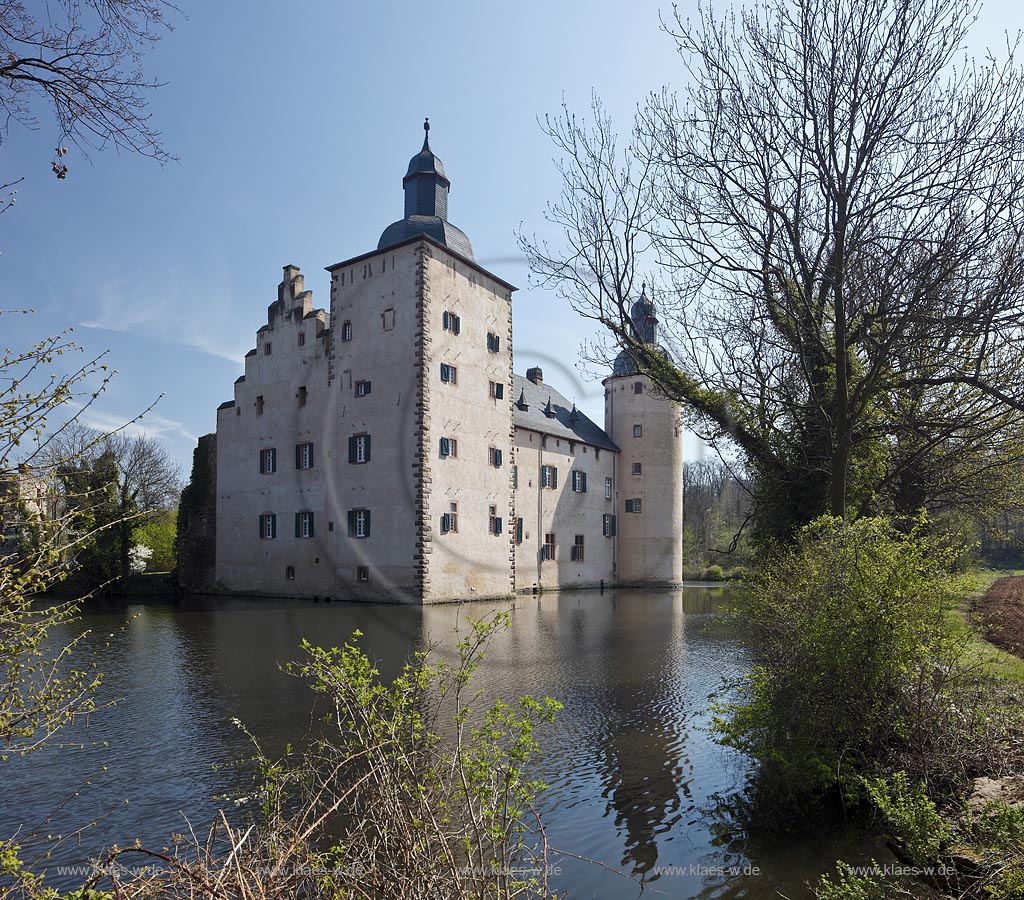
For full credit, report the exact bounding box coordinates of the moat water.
[1,587,887,898]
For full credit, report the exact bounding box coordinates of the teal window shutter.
[347,510,355,536]
[364,511,371,537]
[495,517,502,535]
[365,434,371,461]
[552,467,558,489]
[295,445,301,469]
[349,435,356,463]
[295,512,300,537]
[516,517,523,544]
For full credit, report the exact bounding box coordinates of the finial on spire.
[641,281,647,295]
[422,117,431,150]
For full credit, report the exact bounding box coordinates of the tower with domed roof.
[603,289,684,584]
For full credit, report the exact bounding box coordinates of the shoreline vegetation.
[714,521,1024,900]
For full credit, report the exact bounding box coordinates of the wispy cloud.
[63,402,199,446]
[78,266,251,365]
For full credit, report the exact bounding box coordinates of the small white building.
[202,122,683,602]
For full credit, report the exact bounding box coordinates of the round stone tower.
[603,290,684,585]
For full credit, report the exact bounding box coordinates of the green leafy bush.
[815,862,890,900]
[715,516,965,818]
[704,564,725,581]
[860,772,952,864]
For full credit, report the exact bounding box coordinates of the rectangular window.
[382,308,395,331]
[541,532,556,561]
[571,534,585,562]
[541,465,558,489]
[356,566,369,583]
[296,442,314,469]
[439,436,458,458]
[603,513,617,537]
[355,380,371,397]
[633,424,643,438]
[571,470,587,493]
[632,462,642,476]
[488,505,503,535]
[286,565,295,581]
[298,331,305,347]
[486,332,500,353]
[347,508,371,538]
[605,477,613,499]
[256,395,264,416]
[341,320,352,342]
[441,502,459,535]
[348,433,371,464]
[259,513,277,540]
[298,385,307,407]
[488,380,504,400]
[440,363,458,384]
[443,310,461,334]
[259,447,277,474]
[488,446,503,468]
[264,342,272,355]
[625,498,642,513]
[516,516,524,545]
[634,381,643,394]
[295,510,315,538]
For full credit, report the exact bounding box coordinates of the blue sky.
[1,0,1017,477]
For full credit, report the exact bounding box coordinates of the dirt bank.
[975,576,1024,660]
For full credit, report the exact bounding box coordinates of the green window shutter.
[308,512,314,538]
[309,444,314,468]
[349,435,356,463]
[295,512,300,538]
[295,445,301,469]
[495,449,502,467]
[441,513,450,534]
[259,516,263,539]
[581,472,587,492]
[365,435,371,461]
[440,436,449,457]
[611,515,617,536]
[347,510,355,536]
[363,511,371,537]
[495,383,504,400]
[516,517,523,544]
[495,517,502,535]
[512,465,518,489]
[552,468,558,489]
[259,451,265,474]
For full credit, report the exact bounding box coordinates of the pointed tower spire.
[377,119,474,259]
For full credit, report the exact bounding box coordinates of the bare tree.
[523,0,1024,540]
[0,0,177,176]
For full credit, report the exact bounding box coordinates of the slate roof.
[377,215,473,258]
[512,374,619,452]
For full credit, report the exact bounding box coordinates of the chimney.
[526,366,543,385]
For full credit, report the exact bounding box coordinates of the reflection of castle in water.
[595,593,693,874]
